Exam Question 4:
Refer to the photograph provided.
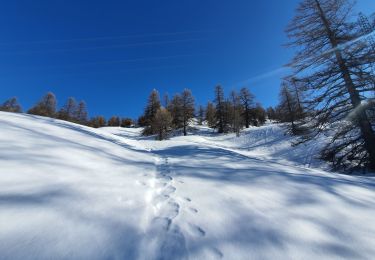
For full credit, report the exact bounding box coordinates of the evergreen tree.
[142,89,161,135]
[0,97,22,113]
[286,0,375,170]
[266,107,277,121]
[252,103,267,126]
[197,105,205,125]
[205,102,216,128]
[214,85,226,133]
[239,87,255,128]
[230,91,243,136]
[89,116,106,128]
[57,97,77,121]
[152,108,173,140]
[278,83,299,134]
[108,116,120,126]
[181,89,195,136]
[75,101,88,124]
[168,94,183,129]
[121,118,133,127]
[163,92,170,108]
[28,92,57,117]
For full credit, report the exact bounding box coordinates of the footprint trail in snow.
[140,156,188,260]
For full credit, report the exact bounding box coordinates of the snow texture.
[1,112,375,259]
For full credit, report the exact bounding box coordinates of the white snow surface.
[1,112,375,260]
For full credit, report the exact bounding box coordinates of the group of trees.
[139,86,266,140]
[207,86,266,135]
[278,0,375,171]
[139,89,195,140]
[89,115,133,128]
[26,92,89,125]
[0,92,134,129]
[0,97,22,113]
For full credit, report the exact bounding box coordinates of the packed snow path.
[1,112,375,259]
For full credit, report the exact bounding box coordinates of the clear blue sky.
[0,0,373,118]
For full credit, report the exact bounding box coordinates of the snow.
[1,111,375,259]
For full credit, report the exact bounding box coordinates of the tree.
[197,105,205,125]
[266,107,277,121]
[75,101,88,124]
[167,94,183,129]
[57,97,77,121]
[181,89,195,136]
[121,118,133,127]
[286,0,375,170]
[230,91,243,137]
[214,85,227,133]
[239,87,255,128]
[0,97,22,113]
[137,115,148,127]
[252,103,267,126]
[152,108,173,140]
[28,92,57,117]
[108,116,120,126]
[205,102,216,128]
[163,92,170,108]
[89,116,106,128]
[142,89,161,135]
[278,82,299,134]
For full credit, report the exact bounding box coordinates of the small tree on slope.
[0,97,22,113]
[181,89,195,136]
[28,92,57,118]
[152,108,173,140]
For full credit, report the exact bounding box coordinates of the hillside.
[1,111,375,259]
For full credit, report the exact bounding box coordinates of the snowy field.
[1,111,375,259]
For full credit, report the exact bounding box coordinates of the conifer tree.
[205,102,216,128]
[108,116,120,126]
[214,85,226,133]
[0,97,22,113]
[57,97,77,121]
[230,91,243,136]
[121,118,133,127]
[197,105,205,125]
[142,89,161,135]
[28,92,57,117]
[266,107,277,121]
[75,101,88,124]
[239,87,255,128]
[181,89,195,136]
[168,94,183,129]
[90,116,106,128]
[152,108,173,140]
[286,0,375,170]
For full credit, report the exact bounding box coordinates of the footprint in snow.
[188,223,206,237]
[152,217,172,231]
[211,247,224,258]
[189,207,198,213]
[163,186,176,195]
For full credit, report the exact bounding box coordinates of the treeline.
[138,85,266,140]
[274,0,375,172]
[0,92,134,128]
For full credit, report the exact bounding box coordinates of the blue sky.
[0,0,373,118]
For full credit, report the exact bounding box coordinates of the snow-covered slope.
[1,112,375,259]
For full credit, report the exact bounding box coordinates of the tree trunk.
[315,0,375,169]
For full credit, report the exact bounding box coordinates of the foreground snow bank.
[1,112,375,259]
